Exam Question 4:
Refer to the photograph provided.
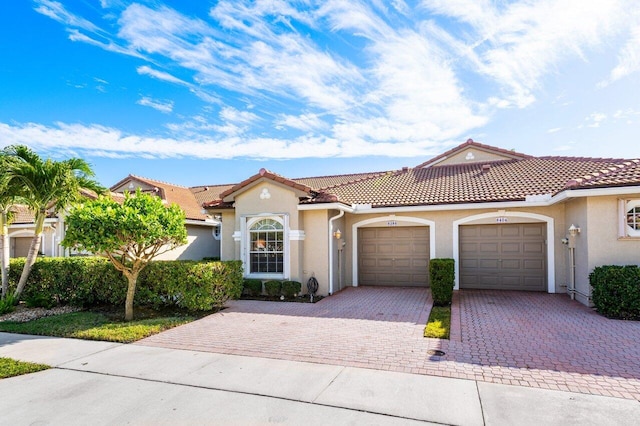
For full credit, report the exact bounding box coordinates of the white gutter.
[328,209,344,295]
[185,219,220,227]
[298,203,354,212]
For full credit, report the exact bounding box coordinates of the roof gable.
[218,168,316,203]
[110,174,207,221]
[416,139,531,168]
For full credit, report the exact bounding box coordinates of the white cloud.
[0,121,456,160]
[547,127,562,134]
[276,113,328,132]
[136,66,189,86]
[423,0,629,108]
[137,97,174,114]
[34,0,100,32]
[585,112,607,128]
[608,24,640,84]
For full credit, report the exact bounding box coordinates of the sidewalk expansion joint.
[55,366,448,425]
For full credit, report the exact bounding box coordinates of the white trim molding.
[351,215,436,287]
[289,230,306,241]
[452,211,555,293]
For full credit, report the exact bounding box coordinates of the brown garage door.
[12,237,32,258]
[459,223,546,291]
[358,226,429,287]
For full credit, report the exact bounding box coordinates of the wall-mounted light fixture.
[260,188,271,200]
[333,228,342,239]
[568,224,581,237]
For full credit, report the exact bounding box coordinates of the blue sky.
[1,0,639,188]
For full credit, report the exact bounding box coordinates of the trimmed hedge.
[8,257,243,311]
[264,280,281,297]
[590,265,640,320]
[242,279,263,296]
[429,258,455,306]
[281,281,302,298]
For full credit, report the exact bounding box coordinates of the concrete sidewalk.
[0,332,638,425]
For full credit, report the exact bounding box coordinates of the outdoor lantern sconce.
[568,224,581,237]
[260,188,271,200]
[333,228,342,239]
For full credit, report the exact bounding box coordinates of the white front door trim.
[453,211,555,293]
[351,215,435,287]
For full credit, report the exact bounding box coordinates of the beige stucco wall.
[301,209,330,295]
[155,224,219,261]
[564,198,589,303]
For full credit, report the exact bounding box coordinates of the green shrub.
[590,265,640,320]
[281,281,301,298]
[429,258,455,306]
[242,279,263,296]
[0,296,17,315]
[264,280,282,297]
[7,257,243,312]
[24,293,56,309]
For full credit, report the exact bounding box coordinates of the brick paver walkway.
[138,288,640,400]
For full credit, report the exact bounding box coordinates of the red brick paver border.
[138,288,640,401]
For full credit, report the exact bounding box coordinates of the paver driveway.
[139,287,640,401]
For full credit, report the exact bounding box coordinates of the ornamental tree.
[62,190,187,320]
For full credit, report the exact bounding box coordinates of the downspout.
[328,210,344,295]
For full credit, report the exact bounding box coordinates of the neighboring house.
[203,140,640,307]
[5,175,234,261]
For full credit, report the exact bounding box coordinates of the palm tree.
[3,145,105,299]
[0,153,23,298]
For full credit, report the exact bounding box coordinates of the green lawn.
[0,357,49,379]
[0,311,196,343]
[423,306,451,339]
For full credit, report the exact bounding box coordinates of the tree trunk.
[14,213,45,300]
[124,271,139,321]
[0,224,8,299]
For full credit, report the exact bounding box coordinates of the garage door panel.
[358,226,429,287]
[460,223,546,291]
[480,243,499,253]
[523,225,544,237]
[501,259,521,269]
[501,242,521,254]
[500,225,521,237]
[479,259,499,269]
[523,242,544,254]
[479,227,500,238]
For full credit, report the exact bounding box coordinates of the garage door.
[11,237,32,258]
[459,223,546,291]
[358,227,429,287]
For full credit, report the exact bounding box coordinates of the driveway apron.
[138,287,640,401]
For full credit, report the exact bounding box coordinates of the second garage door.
[358,226,429,287]
[459,223,546,291]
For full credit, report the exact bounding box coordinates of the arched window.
[249,218,284,273]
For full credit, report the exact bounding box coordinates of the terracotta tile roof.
[315,157,635,207]
[190,184,235,206]
[110,175,207,221]
[10,205,36,224]
[564,159,640,189]
[293,171,389,190]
